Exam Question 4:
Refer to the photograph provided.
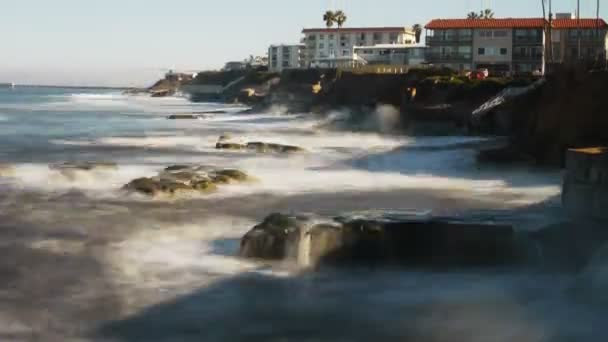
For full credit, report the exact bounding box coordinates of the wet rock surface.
[240,211,523,268]
[215,136,307,154]
[124,165,252,197]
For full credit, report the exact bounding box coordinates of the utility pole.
[577,0,582,60]
[548,0,553,64]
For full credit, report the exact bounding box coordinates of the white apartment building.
[301,27,417,68]
[268,44,306,72]
[353,45,427,66]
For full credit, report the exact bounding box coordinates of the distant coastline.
[9,84,127,90]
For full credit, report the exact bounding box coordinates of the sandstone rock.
[211,169,249,184]
[0,163,15,177]
[124,177,192,196]
[125,165,250,196]
[240,211,519,268]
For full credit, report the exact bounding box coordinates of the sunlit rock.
[124,165,251,197]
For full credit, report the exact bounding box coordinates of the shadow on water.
[337,140,561,189]
[95,266,607,342]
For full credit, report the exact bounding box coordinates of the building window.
[329,34,334,40]
[319,43,325,49]
[389,33,398,43]
[373,32,382,41]
[479,30,492,38]
[320,34,325,40]
[282,61,289,67]
[494,30,508,38]
[500,48,508,55]
[459,29,472,38]
[478,47,485,55]
[308,35,316,41]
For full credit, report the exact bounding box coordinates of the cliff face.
[508,66,608,165]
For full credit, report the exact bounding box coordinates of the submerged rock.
[166,114,208,120]
[124,164,250,197]
[216,142,246,150]
[246,142,306,154]
[215,136,306,154]
[240,211,521,268]
[49,161,118,171]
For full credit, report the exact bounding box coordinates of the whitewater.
[0,87,605,341]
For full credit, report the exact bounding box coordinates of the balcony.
[427,53,472,61]
[426,35,473,44]
[512,53,544,61]
[513,36,543,45]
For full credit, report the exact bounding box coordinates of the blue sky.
[1,0,605,86]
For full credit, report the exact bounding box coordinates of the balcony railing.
[426,53,472,61]
[513,36,543,44]
[426,36,473,44]
[512,53,544,60]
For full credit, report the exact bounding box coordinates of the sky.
[1,0,606,87]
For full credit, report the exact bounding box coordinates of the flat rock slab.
[240,211,521,268]
[166,114,209,120]
[123,164,252,197]
[215,136,307,154]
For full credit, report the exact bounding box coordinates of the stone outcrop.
[240,211,521,268]
[562,147,608,220]
[215,136,306,154]
[123,165,251,197]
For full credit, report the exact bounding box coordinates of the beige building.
[268,44,306,73]
[301,27,417,68]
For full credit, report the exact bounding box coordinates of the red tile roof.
[552,18,608,29]
[425,18,546,29]
[302,27,409,34]
[425,18,608,30]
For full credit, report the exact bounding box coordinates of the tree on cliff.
[467,9,494,19]
[413,24,423,44]
[334,10,347,28]
[480,9,495,19]
[323,10,335,28]
[467,11,480,19]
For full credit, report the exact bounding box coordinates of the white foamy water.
[1,88,599,341]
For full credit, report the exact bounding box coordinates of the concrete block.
[593,187,608,221]
[566,149,593,182]
[562,181,595,218]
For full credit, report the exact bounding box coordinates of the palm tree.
[413,24,423,44]
[467,11,480,19]
[334,10,347,28]
[480,9,495,19]
[323,10,335,28]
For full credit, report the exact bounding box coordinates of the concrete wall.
[473,28,513,67]
[562,148,608,221]
[269,45,305,73]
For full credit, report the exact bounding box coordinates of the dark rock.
[476,146,534,164]
[240,211,520,268]
[123,177,191,196]
[216,143,246,150]
[246,142,306,154]
[166,114,206,120]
